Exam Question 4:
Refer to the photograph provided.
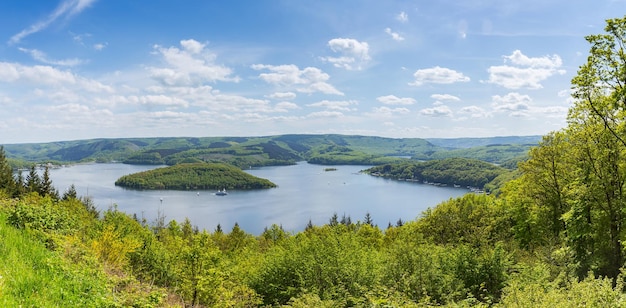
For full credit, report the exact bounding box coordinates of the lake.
[48,162,469,234]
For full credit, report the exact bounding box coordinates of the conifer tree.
[0,146,17,196]
[40,165,58,199]
[62,184,78,200]
[25,164,41,194]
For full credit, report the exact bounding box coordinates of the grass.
[0,212,112,307]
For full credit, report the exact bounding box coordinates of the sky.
[0,1,624,144]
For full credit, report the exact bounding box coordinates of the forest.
[364,157,510,189]
[114,163,277,190]
[1,15,626,308]
[3,134,537,168]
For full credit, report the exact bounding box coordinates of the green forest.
[114,163,277,190]
[3,133,538,168]
[364,158,509,189]
[2,15,626,308]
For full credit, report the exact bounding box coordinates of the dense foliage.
[114,162,277,190]
[365,157,508,189]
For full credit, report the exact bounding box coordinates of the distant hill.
[2,134,541,166]
[426,136,542,149]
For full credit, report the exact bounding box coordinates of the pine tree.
[0,146,17,196]
[364,212,374,226]
[329,212,339,226]
[40,165,58,199]
[62,184,78,200]
[25,164,41,194]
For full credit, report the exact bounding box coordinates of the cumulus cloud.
[307,110,344,118]
[251,64,343,95]
[491,92,531,113]
[377,95,415,105]
[150,39,239,86]
[307,100,358,112]
[420,105,453,117]
[485,50,566,89]
[385,28,405,41]
[274,101,300,112]
[0,61,114,91]
[321,38,370,70]
[458,105,489,118]
[409,66,470,86]
[136,95,189,108]
[267,92,297,100]
[9,0,98,45]
[431,94,460,102]
[397,11,409,23]
[372,106,410,117]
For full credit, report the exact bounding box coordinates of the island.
[114,162,277,190]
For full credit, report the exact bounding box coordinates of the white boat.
[215,188,228,196]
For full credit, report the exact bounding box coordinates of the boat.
[215,188,228,196]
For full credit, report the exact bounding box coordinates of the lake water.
[48,162,469,234]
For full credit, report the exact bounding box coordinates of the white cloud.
[458,105,489,118]
[372,106,410,117]
[307,100,358,111]
[321,38,370,70]
[307,110,344,118]
[150,39,239,86]
[275,101,300,112]
[430,94,460,102]
[409,66,470,86]
[396,11,408,23]
[420,105,453,117]
[377,95,415,105]
[137,95,189,108]
[0,62,81,85]
[93,43,107,51]
[18,48,85,66]
[9,0,98,45]
[267,92,297,100]
[535,106,569,118]
[492,92,531,113]
[251,64,343,95]
[385,28,405,41]
[180,39,205,54]
[485,50,566,89]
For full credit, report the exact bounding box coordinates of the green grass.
[0,212,112,307]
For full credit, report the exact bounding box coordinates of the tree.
[62,184,78,200]
[25,164,41,194]
[0,146,17,196]
[571,16,626,147]
[565,16,626,279]
[364,212,373,226]
[40,165,58,199]
[328,212,339,226]
[517,132,570,240]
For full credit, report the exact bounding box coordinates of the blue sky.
[0,0,624,144]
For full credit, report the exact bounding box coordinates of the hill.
[114,163,277,190]
[2,134,538,167]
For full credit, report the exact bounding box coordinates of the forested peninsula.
[364,157,508,189]
[114,163,276,190]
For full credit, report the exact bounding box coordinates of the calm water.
[48,162,468,234]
